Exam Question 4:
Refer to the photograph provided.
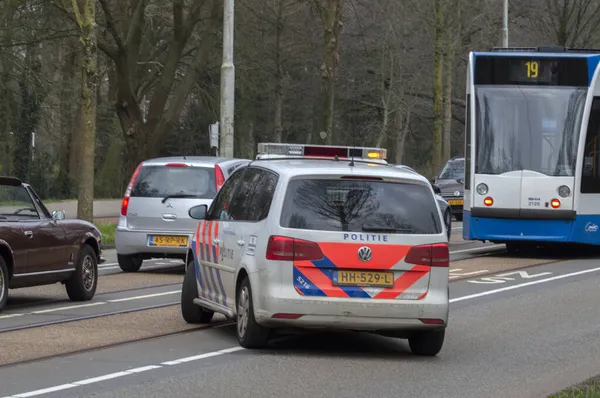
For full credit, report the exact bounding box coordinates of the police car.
[180,143,450,356]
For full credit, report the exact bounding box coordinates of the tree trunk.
[394,109,411,165]
[273,0,284,142]
[442,39,454,161]
[74,0,99,222]
[431,0,445,176]
[313,0,343,145]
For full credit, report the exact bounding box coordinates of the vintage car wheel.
[0,255,8,312]
[117,254,143,272]
[66,244,98,302]
[181,258,214,324]
[236,277,270,349]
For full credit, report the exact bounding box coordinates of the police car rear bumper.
[253,287,449,331]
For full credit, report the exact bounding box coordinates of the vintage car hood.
[435,179,464,196]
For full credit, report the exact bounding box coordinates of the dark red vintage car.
[0,177,102,312]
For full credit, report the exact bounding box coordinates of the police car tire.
[236,277,270,349]
[408,329,445,356]
[181,259,214,324]
[0,256,8,313]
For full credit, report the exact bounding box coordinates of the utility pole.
[502,0,509,47]
[220,0,235,158]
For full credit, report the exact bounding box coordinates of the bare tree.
[65,0,98,221]
[305,0,344,144]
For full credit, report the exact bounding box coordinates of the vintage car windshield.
[0,184,39,219]
[438,160,464,180]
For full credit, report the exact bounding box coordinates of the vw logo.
[357,246,372,262]
[454,191,461,197]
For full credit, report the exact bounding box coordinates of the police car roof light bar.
[256,143,387,161]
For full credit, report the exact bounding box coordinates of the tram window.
[581,97,600,193]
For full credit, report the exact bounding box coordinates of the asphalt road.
[2,254,600,398]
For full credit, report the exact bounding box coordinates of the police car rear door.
[278,175,447,300]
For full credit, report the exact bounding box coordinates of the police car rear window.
[131,165,217,199]
[280,178,441,234]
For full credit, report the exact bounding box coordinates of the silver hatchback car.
[115,156,249,272]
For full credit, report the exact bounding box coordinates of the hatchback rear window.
[131,165,217,199]
[280,178,441,234]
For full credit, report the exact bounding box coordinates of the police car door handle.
[237,240,244,246]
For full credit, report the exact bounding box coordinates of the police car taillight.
[256,142,387,162]
[265,236,324,261]
[405,243,449,267]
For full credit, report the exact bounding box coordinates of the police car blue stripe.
[207,266,220,303]
[214,268,228,306]
[294,267,326,297]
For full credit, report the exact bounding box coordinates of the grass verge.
[95,222,116,246]
[550,375,600,397]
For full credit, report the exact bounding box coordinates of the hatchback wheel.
[408,329,445,356]
[181,259,214,324]
[0,256,8,312]
[236,277,270,348]
[66,244,98,301]
[117,254,143,272]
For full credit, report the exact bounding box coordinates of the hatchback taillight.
[265,236,324,261]
[121,163,143,216]
[404,243,449,267]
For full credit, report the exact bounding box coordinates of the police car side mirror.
[432,185,441,195]
[189,204,208,220]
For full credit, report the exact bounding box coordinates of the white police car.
[180,143,450,356]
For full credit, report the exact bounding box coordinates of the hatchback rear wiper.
[361,226,413,233]
[161,194,202,203]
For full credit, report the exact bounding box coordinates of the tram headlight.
[476,183,489,195]
[557,185,571,198]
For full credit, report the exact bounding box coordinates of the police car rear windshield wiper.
[161,194,203,203]
[361,226,413,233]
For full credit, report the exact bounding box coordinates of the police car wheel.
[236,277,270,349]
[181,259,214,324]
[408,329,445,356]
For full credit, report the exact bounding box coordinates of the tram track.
[0,301,180,334]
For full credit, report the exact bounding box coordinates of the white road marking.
[1,347,244,398]
[0,313,24,320]
[450,244,505,254]
[6,265,599,398]
[449,270,489,279]
[31,302,105,314]
[450,266,600,302]
[0,292,180,319]
[107,291,180,303]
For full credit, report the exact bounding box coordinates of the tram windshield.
[474,86,587,176]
